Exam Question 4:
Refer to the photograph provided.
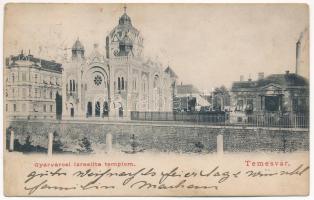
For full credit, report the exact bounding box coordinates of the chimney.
[296,33,302,75]
[258,72,264,80]
[240,75,244,82]
[248,74,252,82]
[296,40,301,74]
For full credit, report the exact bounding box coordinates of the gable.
[259,83,283,91]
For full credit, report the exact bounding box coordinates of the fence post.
[217,134,224,155]
[9,128,15,152]
[48,132,53,156]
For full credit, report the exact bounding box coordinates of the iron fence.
[230,112,309,128]
[130,111,309,128]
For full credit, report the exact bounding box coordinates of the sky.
[4,4,309,91]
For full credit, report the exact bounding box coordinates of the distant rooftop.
[231,71,309,92]
[177,84,200,94]
[6,52,62,72]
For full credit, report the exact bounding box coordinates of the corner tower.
[72,38,85,60]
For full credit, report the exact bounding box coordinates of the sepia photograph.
[2,2,310,196]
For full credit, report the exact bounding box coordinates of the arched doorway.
[83,65,110,119]
[70,108,74,117]
[87,102,92,117]
[95,101,100,117]
[119,106,123,117]
[103,101,109,117]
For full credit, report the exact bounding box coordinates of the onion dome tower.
[106,6,143,58]
[72,38,85,59]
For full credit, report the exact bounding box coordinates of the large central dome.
[109,11,141,43]
[119,13,132,26]
[106,8,144,58]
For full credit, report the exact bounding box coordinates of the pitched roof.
[72,39,84,50]
[177,84,200,94]
[257,73,308,87]
[231,73,308,91]
[164,66,178,78]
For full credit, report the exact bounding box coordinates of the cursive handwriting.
[24,179,76,195]
[23,164,309,195]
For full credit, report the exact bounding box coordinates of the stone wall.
[6,120,309,153]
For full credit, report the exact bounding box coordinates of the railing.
[230,112,309,128]
[131,111,227,124]
[130,111,309,129]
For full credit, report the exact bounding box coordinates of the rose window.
[94,75,102,86]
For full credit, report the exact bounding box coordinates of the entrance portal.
[87,102,92,117]
[119,106,123,117]
[265,96,280,112]
[70,108,74,117]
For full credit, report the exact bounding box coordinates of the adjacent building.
[62,9,175,119]
[230,71,309,123]
[5,51,62,120]
[174,84,210,112]
[230,30,309,124]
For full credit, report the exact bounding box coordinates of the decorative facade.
[62,9,176,119]
[5,51,62,120]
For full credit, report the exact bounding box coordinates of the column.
[100,101,103,118]
[48,132,53,156]
[106,133,112,153]
[109,64,115,118]
[9,129,15,152]
[217,134,224,155]
[92,100,94,117]
[62,71,67,118]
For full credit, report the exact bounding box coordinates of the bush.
[77,137,93,154]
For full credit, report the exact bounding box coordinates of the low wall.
[6,120,309,153]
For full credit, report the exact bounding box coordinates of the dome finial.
[123,4,127,13]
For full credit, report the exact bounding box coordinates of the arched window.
[73,80,76,91]
[87,102,92,117]
[142,76,148,93]
[70,80,72,91]
[121,77,124,90]
[118,77,121,90]
[153,75,159,88]
[95,101,100,117]
[103,101,109,117]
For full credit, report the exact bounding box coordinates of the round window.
[94,75,102,86]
